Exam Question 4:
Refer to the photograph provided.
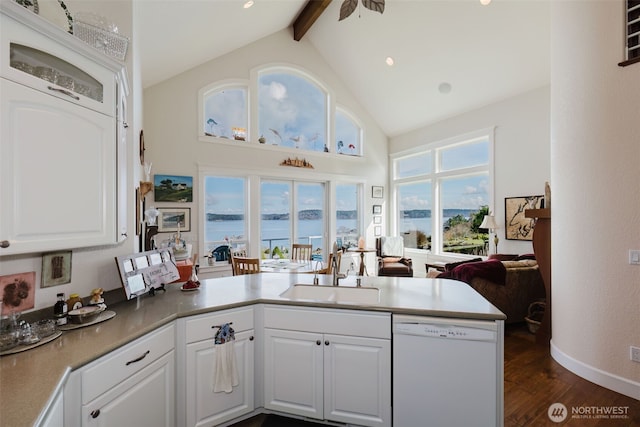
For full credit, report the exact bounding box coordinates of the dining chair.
[315,251,342,274]
[291,243,313,261]
[232,256,261,275]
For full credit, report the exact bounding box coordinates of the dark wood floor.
[233,324,640,427]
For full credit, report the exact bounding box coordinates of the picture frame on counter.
[41,251,72,287]
[157,207,191,232]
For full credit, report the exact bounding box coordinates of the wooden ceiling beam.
[293,0,333,41]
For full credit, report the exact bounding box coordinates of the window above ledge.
[198,65,364,158]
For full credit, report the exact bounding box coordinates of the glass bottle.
[54,293,68,325]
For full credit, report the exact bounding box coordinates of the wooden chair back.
[291,243,313,261]
[232,256,260,275]
[315,251,341,274]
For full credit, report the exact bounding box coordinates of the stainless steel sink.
[279,284,380,304]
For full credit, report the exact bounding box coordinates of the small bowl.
[31,319,56,338]
[68,305,105,324]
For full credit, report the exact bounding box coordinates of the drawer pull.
[47,85,80,101]
[90,409,100,418]
[125,350,150,366]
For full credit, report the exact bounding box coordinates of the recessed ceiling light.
[480,0,491,5]
[438,82,452,94]
[243,1,254,9]
[385,57,394,66]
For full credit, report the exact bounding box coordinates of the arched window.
[257,69,327,152]
[200,83,248,140]
[335,107,362,156]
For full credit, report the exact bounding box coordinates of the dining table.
[260,259,322,273]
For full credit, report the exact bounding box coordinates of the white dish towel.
[211,340,239,393]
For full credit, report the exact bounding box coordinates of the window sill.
[618,57,640,67]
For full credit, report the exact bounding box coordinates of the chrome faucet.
[313,260,322,285]
[332,255,346,286]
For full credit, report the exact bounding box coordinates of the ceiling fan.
[339,0,385,21]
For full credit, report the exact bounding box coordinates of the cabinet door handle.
[316,340,321,346]
[47,85,80,101]
[0,240,9,248]
[90,409,100,418]
[249,336,254,341]
[325,340,330,346]
[125,350,150,366]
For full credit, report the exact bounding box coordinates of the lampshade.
[480,215,498,230]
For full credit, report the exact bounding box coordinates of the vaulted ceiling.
[136,0,550,137]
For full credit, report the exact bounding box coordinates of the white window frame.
[390,127,495,256]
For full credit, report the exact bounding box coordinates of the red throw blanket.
[437,259,507,285]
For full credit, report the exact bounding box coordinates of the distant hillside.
[401,209,477,218]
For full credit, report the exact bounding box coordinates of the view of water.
[205,217,433,252]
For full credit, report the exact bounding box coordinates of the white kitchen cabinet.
[263,305,391,427]
[179,307,255,427]
[64,323,176,427]
[0,2,127,255]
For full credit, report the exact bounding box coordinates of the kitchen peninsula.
[0,274,505,427]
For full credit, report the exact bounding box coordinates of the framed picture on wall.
[154,174,193,202]
[42,251,72,287]
[158,207,191,232]
[372,186,384,198]
[373,216,382,224]
[374,226,382,236]
[504,195,544,241]
[373,205,382,214]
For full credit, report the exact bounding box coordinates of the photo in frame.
[154,174,193,202]
[374,226,382,236]
[372,186,384,198]
[42,251,72,287]
[373,205,382,214]
[1,272,36,314]
[504,195,544,241]
[373,216,382,224]
[158,207,191,232]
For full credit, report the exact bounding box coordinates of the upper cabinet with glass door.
[1,2,118,117]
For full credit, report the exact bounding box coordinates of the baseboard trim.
[550,340,640,400]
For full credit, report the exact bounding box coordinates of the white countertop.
[0,273,504,427]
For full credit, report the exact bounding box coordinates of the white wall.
[550,1,640,399]
[0,0,138,313]
[143,29,389,265]
[390,86,551,274]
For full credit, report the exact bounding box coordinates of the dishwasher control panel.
[394,322,496,342]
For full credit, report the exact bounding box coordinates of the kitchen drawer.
[184,307,254,344]
[263,305,390,339]
[81,323,175,404]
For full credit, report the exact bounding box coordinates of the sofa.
[434,255,545,324]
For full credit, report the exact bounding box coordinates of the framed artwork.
[42,251,72,287]
[372,205,382,214]
[1,272,36,314]
[373,216,382,224]
[372,186,384,198]
[374,226,382,236]
[154,174,193,202]
[505,195,544,240]
[158,207,191,232]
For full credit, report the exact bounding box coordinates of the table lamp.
[480,214,499,254]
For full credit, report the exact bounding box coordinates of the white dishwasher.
[392,314,503,427]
